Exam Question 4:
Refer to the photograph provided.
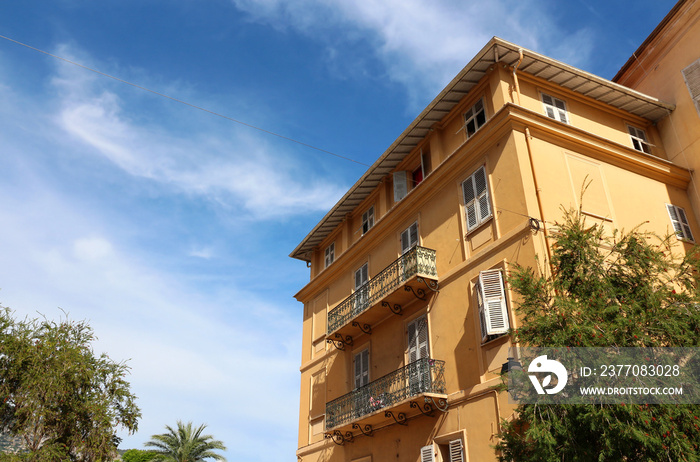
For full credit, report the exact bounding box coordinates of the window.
[541,93,569,123]
[413,166,424,187]
[407,314,430,362]
[436,440,465,462]
[354,349,369,389]
[682,58,700,117]
[666,204,694,242]
[354,263,369,314]
[324,243,335,268]
[393,171,409,202]
[627,125,651,154]
[462,166,492,232]
[401,222,419,254]
[464,98,486,138]
[475,269,510,342]
[362,207,375,234]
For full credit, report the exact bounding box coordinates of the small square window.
[628,125,651,154]
[324,243,335,268]
[666,204,694,242]
[541,93,569,124]
[362,207,375,234]
[464,98,486,138]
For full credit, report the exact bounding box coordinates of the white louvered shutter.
[449,439,465,462]
[478,270,510,337]
[683,58,700,117]
[354,349,369,388]
[667,204,694,241]
[463,167,491,232]
[394,171,409,202]
[408,315,429,362]
[420,445,435,462]
[401,222,419,254]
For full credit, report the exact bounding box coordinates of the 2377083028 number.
[600,364,680,377]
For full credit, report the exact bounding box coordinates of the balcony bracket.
[324,430,354,446]
[410,400,435,417]
[385,410,408,426]
[404,285,426,301]
[351,321,372,335]
[425,396,449,413]
[326,333,353,351]
[417,276,439,293]
[352,423,374,437]
[381,301,403,316]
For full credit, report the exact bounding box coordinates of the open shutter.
[478,270,509,336]
[677,207,694,241]
[449,439,465,462]
[394,171,409,202]
[683,58,700,117]
[420,445,435,462]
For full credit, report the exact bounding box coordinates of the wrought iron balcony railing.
[325,358,446,430]
[327,246,437,335]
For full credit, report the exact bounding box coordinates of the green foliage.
[0,308,141,462]
[121,449,157,462]
[144,421,226,462]
[497,208,700,461]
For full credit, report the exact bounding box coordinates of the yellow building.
[291,2,700,461]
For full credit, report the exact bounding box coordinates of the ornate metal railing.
[325,358,446,430]
[327,246,437,334]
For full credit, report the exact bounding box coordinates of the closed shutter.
[394,171,409,202]
[449,439,464,462]
[683,59,700,118]
[354,349,369,388]
[478,269,510,337]
[666,204,694,241]
[420,445,435,462]
[401,222,419,254]
[355,264,368,290]
[463,166,491,232]
[408,315,429,362]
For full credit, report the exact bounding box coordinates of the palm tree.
[144,421,227,462]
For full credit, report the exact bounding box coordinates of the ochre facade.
[291,2,700,461]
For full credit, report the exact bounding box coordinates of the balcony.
[327,246,438,341]
[325,358,447,436]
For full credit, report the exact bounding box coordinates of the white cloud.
[231,0,595,107]
[50,45,347,221]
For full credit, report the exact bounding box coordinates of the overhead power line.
[0,34,371,168]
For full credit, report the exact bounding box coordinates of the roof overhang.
[290,37,675,261]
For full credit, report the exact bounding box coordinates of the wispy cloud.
[231,0,595,108]
[50,45,347,220]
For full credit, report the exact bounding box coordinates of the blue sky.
[0,0,677,460]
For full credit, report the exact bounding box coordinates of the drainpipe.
[524,127,553,269]
[512,48,524,105]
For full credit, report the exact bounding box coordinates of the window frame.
[464,97,487,138]
[666,204,695,242]
[475,268,510,343]
[627,125,651,154]
[462,166,493,233]
[353,348,370,389]
[324,243,335,268]
[541,92,569,124]
[362,206,375,235]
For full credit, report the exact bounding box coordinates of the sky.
[0,0,679,460]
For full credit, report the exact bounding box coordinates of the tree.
[496,207,700,461]
[0,308,141,461]
[121,449,157,462]
[144,421,226,462]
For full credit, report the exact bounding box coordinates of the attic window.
[464,98,486,138]
[628,125,651,154]
[541,93,569,124]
